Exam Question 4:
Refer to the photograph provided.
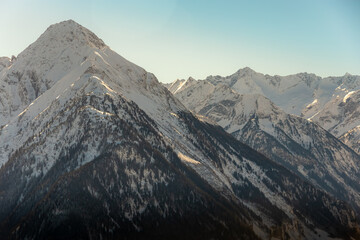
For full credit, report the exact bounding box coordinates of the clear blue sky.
[0,0,359,82]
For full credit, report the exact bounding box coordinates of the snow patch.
[177,152,200,165]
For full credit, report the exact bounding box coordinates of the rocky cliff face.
[0,20,359,239]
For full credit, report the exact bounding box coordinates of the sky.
[0,0,359,83]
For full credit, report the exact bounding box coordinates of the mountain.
[167,76,360,214]
[0,20,359,239]
[309,88,360,154]
[202,67,360,119]
[303,74,360,120]
[310,89,360,135]
[195,68,360,154]
[203,68,324,117]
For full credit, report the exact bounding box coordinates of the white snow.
[177,152,200,165]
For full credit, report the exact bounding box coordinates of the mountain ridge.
[176,67,360,116]
[170,68,360,154]
[167,75,360,214]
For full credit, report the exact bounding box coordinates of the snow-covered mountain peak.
[0,20,166,126]
[40,19,105,49]
[166,79,184,93]
[294,72,319,86]
[187,76,196,82]
[15,20,106,69]
[339,74,360,89]
[234,66,257,76]
[167,76,197,94]
[0,21,111,124]
[180,69,354,116]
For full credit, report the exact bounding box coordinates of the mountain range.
[168,75,360,210]
[0,20,359,239]
[167,68,360,239]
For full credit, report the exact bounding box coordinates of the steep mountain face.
[310,88,360,154]
[310,89,360,135]
[168,79,360,214]
[1,20,360,239]
[341,126,360,155]
[0,89,255,239]
[301,74,360,120]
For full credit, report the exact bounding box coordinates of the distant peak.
[297,72,316,77]
[242,67,255,71]
[62,19,77,25]
[47,19,85,31]
[235,67,256,76]
[44,20,83,34]
[344,72,352,76]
